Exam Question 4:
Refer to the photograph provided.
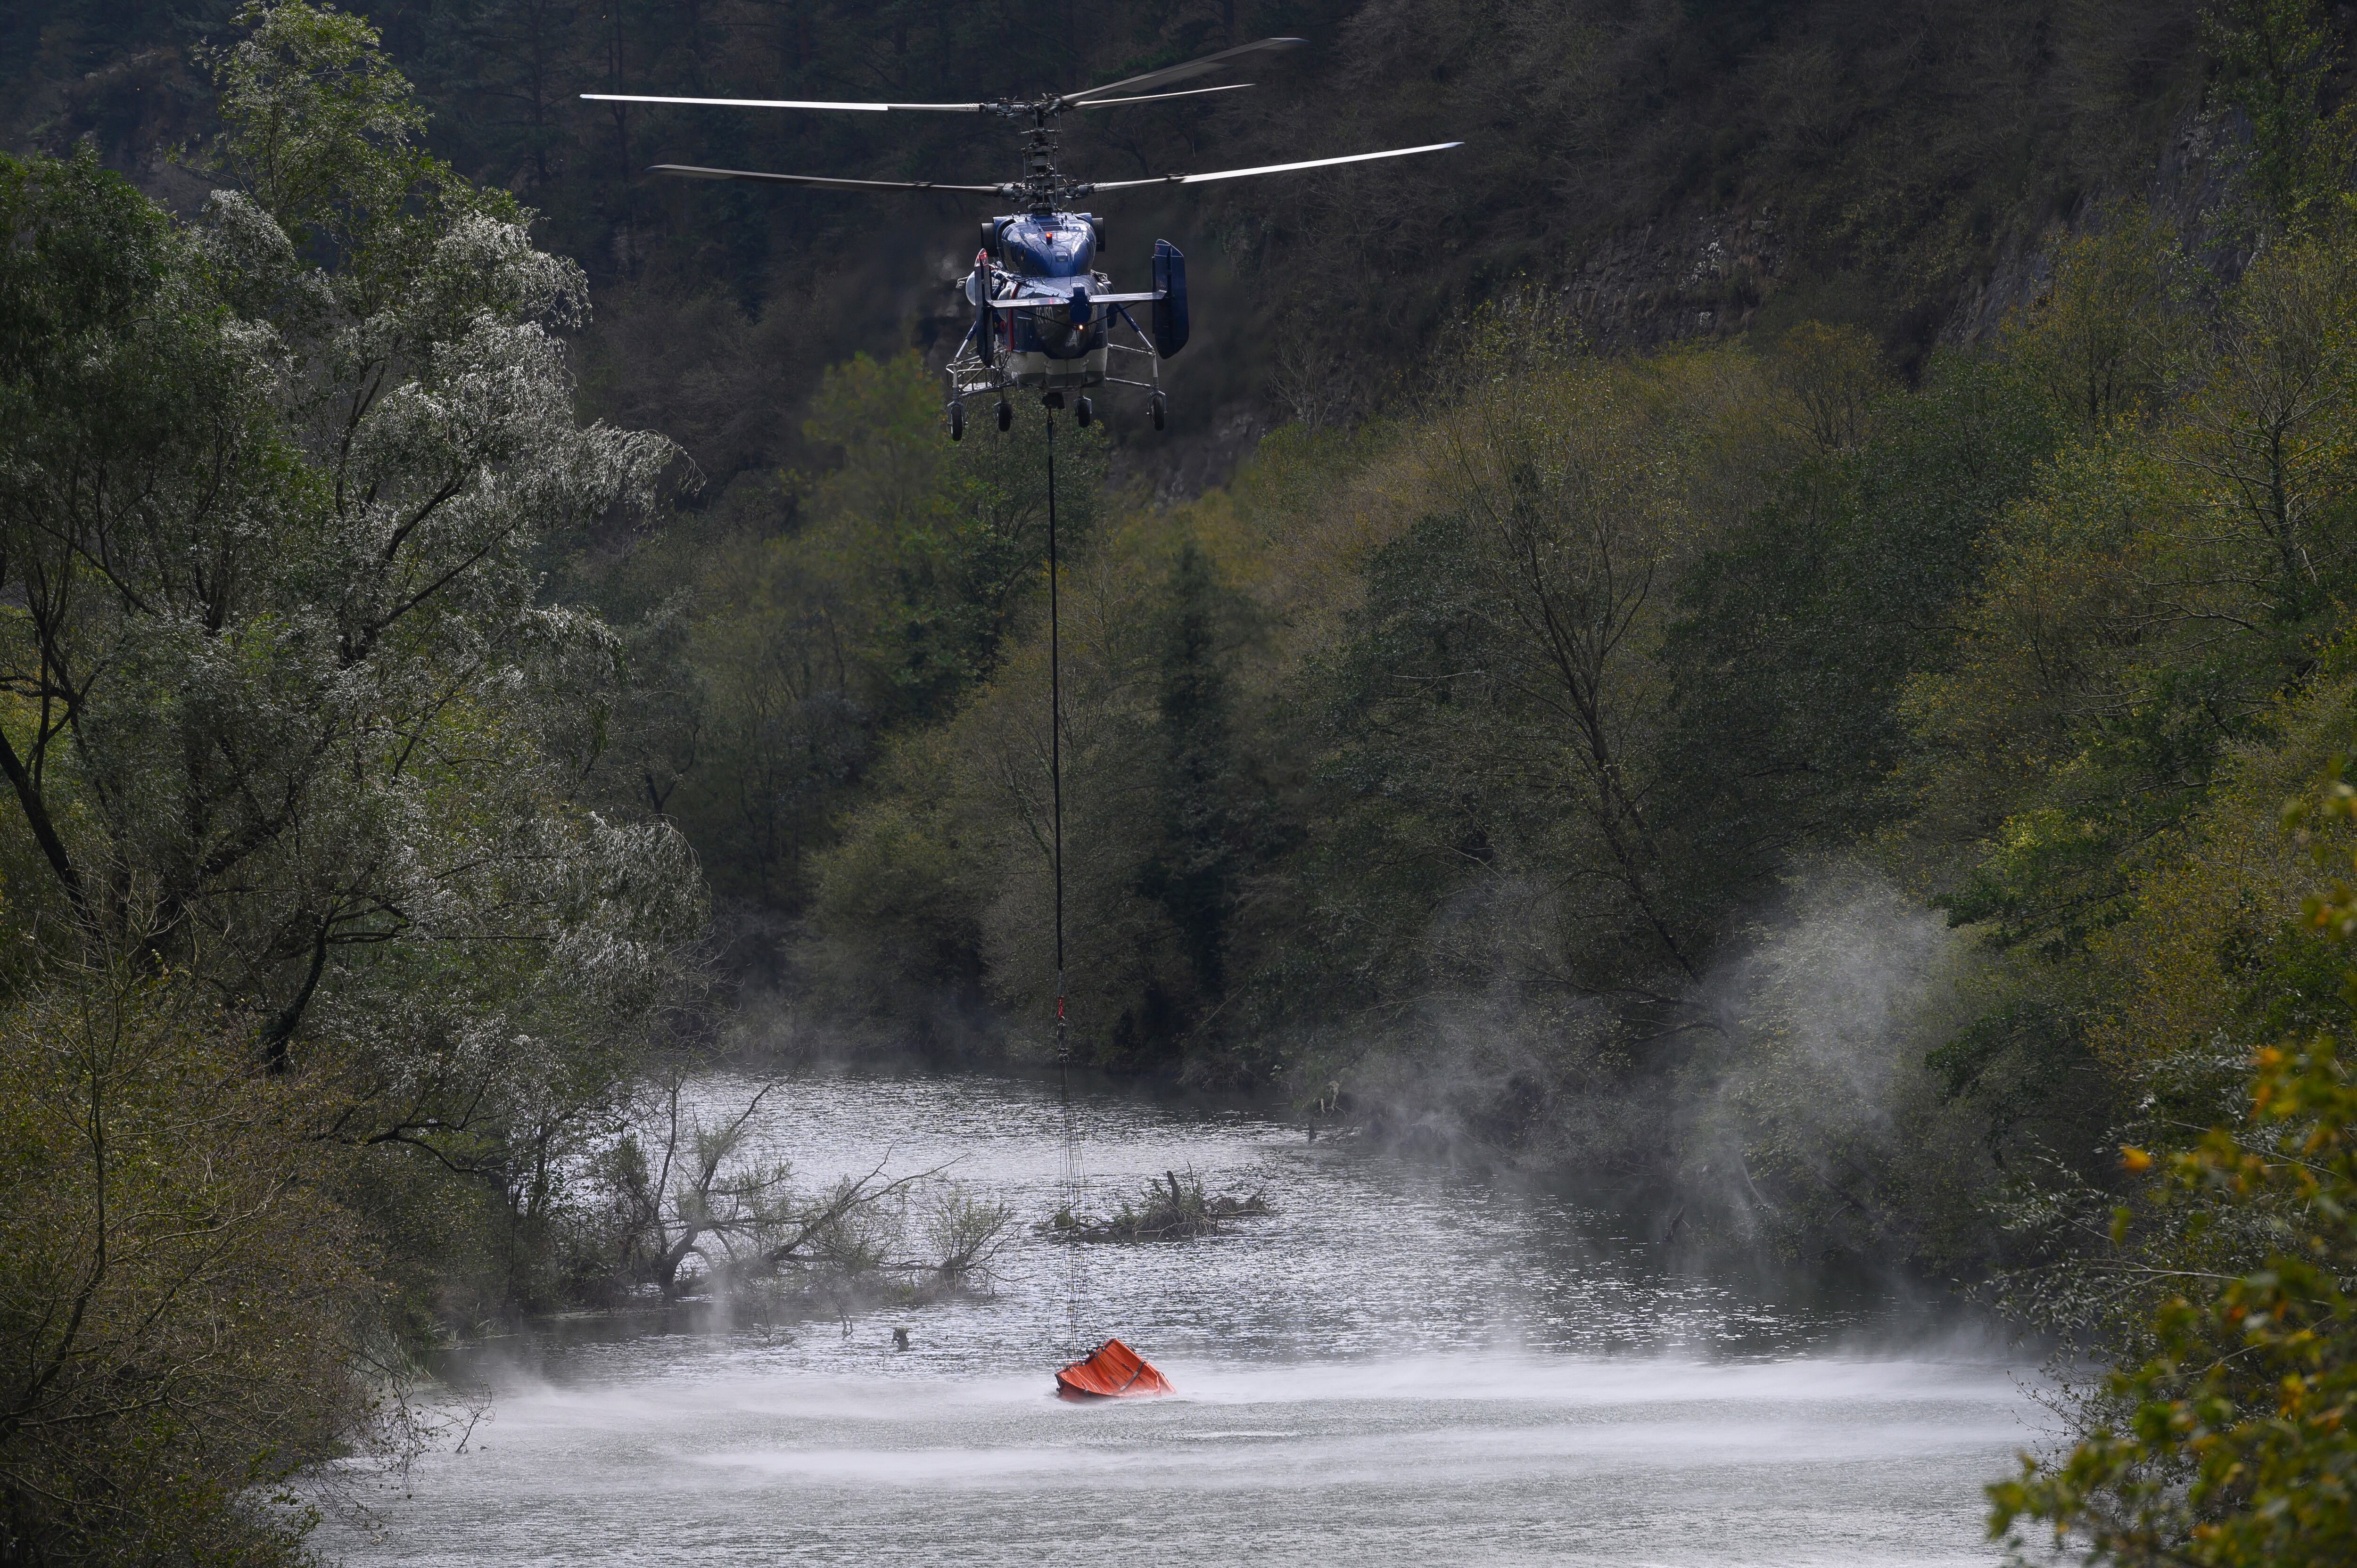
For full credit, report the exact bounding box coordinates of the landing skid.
[944,303,1166,436]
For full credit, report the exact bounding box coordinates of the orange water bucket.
[1054,1338,1174,1400]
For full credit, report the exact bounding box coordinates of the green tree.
[2204,0,2357,234]
[0,6,709,1556]
[1136,540,1245,1024]
[1989,1020,2357,1564]
[1661,347,2061,917]
[0,973,386,1565]
[1320,328,1776,1003]
[0,5,702,1078]
[668,353,1102,913]
[2008,205,2189,432]
[1910,225,2357,956]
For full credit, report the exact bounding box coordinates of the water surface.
[319,1069,2042,1567]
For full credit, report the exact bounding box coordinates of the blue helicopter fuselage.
[968,211,1113,367]
[952,214,1184,396]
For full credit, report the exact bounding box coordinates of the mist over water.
[318,1071,2042,1567]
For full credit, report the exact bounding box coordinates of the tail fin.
[1151,240,1189,358]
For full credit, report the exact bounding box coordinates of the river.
[314,1068,2046,1567]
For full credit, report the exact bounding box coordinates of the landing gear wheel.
[996,401,1013,432]
[1076,395,1094,428]
[947,401,965,442]
[1150,391,1167,431]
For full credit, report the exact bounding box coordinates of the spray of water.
[1304,861,1993,1270]
[312,1066,2040,1568]
[1672,864,1985,1253]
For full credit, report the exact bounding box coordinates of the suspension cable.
[1047,409,1085,1355]
[1049,411,1065,1065]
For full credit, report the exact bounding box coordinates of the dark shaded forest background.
[7,0,2217,473]
[14,1,2357,1562]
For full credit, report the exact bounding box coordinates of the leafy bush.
[1989,771,2357,1564]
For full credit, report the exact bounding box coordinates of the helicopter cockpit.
[993,214,1100,280]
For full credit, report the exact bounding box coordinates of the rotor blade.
[650,164,1004,193]
[583,93,985,112]
[1085,140,1461,190]
[1060,36,1304,104]
[1072,82,1256,109]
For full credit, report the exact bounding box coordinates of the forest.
[6,0,2357,1564]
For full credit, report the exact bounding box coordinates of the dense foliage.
[0,5,712,1559]
[1977,772,2357,1565]
[1988,1036,2357,1565]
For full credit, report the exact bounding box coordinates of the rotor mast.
[980,36,1326,211]
[1016,105,1062,213]
[981,92,1092,213]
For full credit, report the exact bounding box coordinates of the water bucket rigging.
[1047,410,1087,1356]
[1038,403,1172,1401]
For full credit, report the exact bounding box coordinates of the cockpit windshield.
[999,215,1097,279]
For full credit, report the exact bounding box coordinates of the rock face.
[1562,208,1789,352]
[1544,102,2257,373]
[1945,109,2251,351]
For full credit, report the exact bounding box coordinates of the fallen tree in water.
[1048,1169,1270,1241]
[595,1069,1017,1304]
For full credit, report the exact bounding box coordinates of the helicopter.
[585,37,1458,438]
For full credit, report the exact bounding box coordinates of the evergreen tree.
[1139,540,1241,1010]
